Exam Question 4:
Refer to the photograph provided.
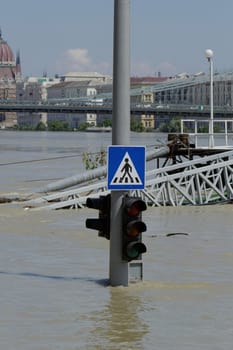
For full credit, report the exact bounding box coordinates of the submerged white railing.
[24,150,233,210]
[181,119,233,148]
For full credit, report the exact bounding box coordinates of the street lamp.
[205,49,214,148]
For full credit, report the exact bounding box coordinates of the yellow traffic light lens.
[127,221,147,237]
[128,227,139,237]
[127,222,140,237]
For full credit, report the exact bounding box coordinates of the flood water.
[0,130,233,349]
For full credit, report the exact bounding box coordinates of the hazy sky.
[1,0,233,77]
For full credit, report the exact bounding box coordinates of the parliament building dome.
[0,30,15,62]
[0,28,21,80]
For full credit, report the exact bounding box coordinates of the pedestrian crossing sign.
[107,146,145,190]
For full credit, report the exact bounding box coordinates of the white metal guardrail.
[181,119,233,148]
[24,150,233,210]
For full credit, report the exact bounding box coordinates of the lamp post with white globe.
[205,49,214,148]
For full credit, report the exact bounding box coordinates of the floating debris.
[0,197,12,203]
[166,233,189,237]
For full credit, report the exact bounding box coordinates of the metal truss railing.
[133,150,233,206]
[24,150,233,210]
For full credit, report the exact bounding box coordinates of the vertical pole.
[109,0,131,286]
[195,120,198,148]
[180,120,183,134]
[209,56,214,148]
[225,120,228,146]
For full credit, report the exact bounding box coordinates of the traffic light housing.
[122,195,147,261]
[85,194,111,240]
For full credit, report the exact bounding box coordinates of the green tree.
[78,122,90,131]
[99,119,112,127]
[130,121,145,132]
[35,121,46,131]
[158,118,181,133]
[82,148,107,170]
[47,121,70,131]
[15,124,34,131]
[198,125,209,133]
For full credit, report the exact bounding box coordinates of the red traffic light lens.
[126,199,147,216]
[127,203,140,216]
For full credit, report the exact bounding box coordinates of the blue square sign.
[107,146,146,190]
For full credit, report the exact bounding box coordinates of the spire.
[16,50,22,77]
[16,50,20,65]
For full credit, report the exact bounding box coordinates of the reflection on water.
[88,287,148,350]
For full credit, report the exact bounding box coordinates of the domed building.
[0,28,21,80]
[0,28,22,128]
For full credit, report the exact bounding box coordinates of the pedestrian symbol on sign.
[111,152,142,185]
[120,157,133,183]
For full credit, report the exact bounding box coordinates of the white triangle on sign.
[110,152,142,185]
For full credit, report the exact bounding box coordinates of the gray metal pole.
[109,0,131,286]
[209,56,214,148]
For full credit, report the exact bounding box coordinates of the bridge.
[1,100,233,118]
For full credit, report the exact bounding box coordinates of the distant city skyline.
[1,0,233,77]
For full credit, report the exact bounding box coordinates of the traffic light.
[85,194,111,240]
[122,195,147,261]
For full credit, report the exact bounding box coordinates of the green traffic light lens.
[128,247,139,259]
[126,242,147,259]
